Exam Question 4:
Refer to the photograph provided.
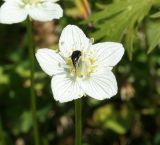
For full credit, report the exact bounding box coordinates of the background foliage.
[0,0,160,145]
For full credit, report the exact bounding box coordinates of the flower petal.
[80,70,117,100]
[28,3,63,22]
[59,25,90,57]
[36,48,65,76]
[92,42,124,67]
[51,75,84,103]
[0,0,28,24]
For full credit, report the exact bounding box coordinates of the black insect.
[71,50,82,67]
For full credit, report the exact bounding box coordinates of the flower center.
[65,50,97,79]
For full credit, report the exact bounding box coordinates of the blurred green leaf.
[88,0,154,59]
[147,20,160,53]
[37,105,52,123]
[13,111,32,135]
[90,0,152,42]
[0,67,9,84]
[93,104,114,124]
[104,120,126,134]
[125,22,135,60]
[93,104,128,134]
[89,2,126,24]
[150,11,160,18]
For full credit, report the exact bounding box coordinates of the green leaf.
[150,11,160,18]
[93,105,128,134]
[90,0,152,41]
[147,20,160,53]
[93,104,114,124]
[88,2,126,23]
[125,22,135,60]
[88,0,153,59]
[154,0,160,5]
[105,120,126,134]
[12,111,32,135]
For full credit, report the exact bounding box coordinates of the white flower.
[0,0,63,24]
[36,25,125,103]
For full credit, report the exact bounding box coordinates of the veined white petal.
[51,75,84,103]
[59,25,90,57]
[36,48,65,76]
[0,0,28,24]
[80,70,117,100]
[28,3,63,22]
[92,42,124,67]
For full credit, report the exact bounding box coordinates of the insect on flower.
[71,50,82,68]
[0,0,63,24]
[36,25,125,103]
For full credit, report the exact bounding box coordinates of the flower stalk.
[75,98,82,145]
[27,18,40,145]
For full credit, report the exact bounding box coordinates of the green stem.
[75,98,82,145]
[27,18,40,145]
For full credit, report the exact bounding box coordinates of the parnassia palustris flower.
[0,0,63,24]
[36,25,125,103]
